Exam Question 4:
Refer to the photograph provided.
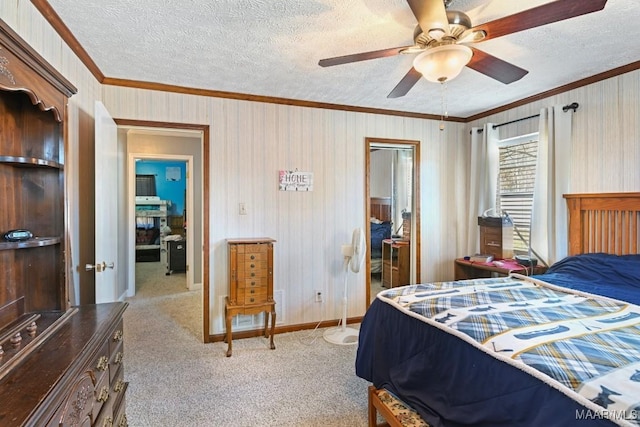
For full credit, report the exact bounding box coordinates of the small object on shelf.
[470,254,494,263]
[3,229,33,242]
[515,255,538,267]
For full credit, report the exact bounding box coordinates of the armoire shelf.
[0,155,64,169]
[0,236,62,250]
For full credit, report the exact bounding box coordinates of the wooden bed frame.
[565,192,640,256]
[369,192,640,427]
[370,197,392,222]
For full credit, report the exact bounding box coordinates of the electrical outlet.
[315,290,323,303]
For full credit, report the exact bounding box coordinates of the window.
[136,174,157,196]
[496,133,539,254]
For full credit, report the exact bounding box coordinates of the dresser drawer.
[109,322,124,383]
[237,264,268,279]
[237,287,268,304]
[239,258,267,271]
[91,339,111,419]
[111,366,127,409]
[238,243,269,255]
[47,372,95,427]
[238,277,267,289]
[112,381,129,427]
[240,250,267,262]
[109,320,124,356]
[94,390,114,427]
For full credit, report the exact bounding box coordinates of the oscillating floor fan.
[324,227,366,345]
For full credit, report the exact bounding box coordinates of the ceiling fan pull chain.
[439,81,448,131]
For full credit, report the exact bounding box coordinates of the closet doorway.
[365,138,420,307]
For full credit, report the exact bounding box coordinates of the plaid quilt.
[379,276,640,426]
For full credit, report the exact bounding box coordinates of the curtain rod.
[472,102,579,134]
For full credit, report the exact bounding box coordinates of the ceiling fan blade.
[466,47,528,84]
[318,46,413,67]
[406,0,450,36]
[473,0,608,41]
[387,67,423,98]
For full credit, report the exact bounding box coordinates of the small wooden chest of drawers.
[225,238,276,357]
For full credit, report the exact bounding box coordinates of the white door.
[90,101,119,303]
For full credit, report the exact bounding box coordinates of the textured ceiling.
[46,0,640,118]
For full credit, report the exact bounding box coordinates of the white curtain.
[531,105,573,266]
[393,149,411,231]
[466,123,499,254]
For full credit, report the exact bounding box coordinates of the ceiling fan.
[318,0,608,98]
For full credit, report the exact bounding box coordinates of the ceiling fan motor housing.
[414,10,472,48]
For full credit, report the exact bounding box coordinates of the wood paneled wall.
[102,86,466,332]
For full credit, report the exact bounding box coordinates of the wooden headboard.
[370,197,392,222]
[565,192,640,256]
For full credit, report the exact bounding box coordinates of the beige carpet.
[124,262,370,426]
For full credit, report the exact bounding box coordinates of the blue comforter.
[536,253,640,304]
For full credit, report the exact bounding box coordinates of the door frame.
[365,137,421,307]
[127,153,195,292]
[115,119,211,343]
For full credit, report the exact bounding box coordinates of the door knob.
[85,261,115,272]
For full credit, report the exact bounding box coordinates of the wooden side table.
[454,258,547,280]
[382,239,410,288]
[225,238,276,357]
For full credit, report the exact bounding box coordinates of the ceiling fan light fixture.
[412,44,472,83]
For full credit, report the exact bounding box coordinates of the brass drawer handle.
[251,281,256,286]
[115,351,124,365]
[96,355,109,371]
[251,272,255,277]
[249,298,255,303]
[250,255,255,260]
[113,329,123,342]
[250,289,255,294]
[97,386,110,403]
[250,263,255,268]
[114,378,125,393]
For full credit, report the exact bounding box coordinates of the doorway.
[365,138,420,306]
[115,119,210,342]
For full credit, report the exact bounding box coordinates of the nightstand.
[382,239,410,288]
[454,258,547,280]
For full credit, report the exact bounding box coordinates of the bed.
[370,197,392,274]
[357,192,640,427]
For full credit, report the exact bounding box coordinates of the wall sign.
[166,166,181,181]
[279,170,313,191]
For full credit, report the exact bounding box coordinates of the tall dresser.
[0,20,128,426]
[225,238,276,357]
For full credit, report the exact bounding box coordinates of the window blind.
[136,174,157,196]
[496,139,538,253]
